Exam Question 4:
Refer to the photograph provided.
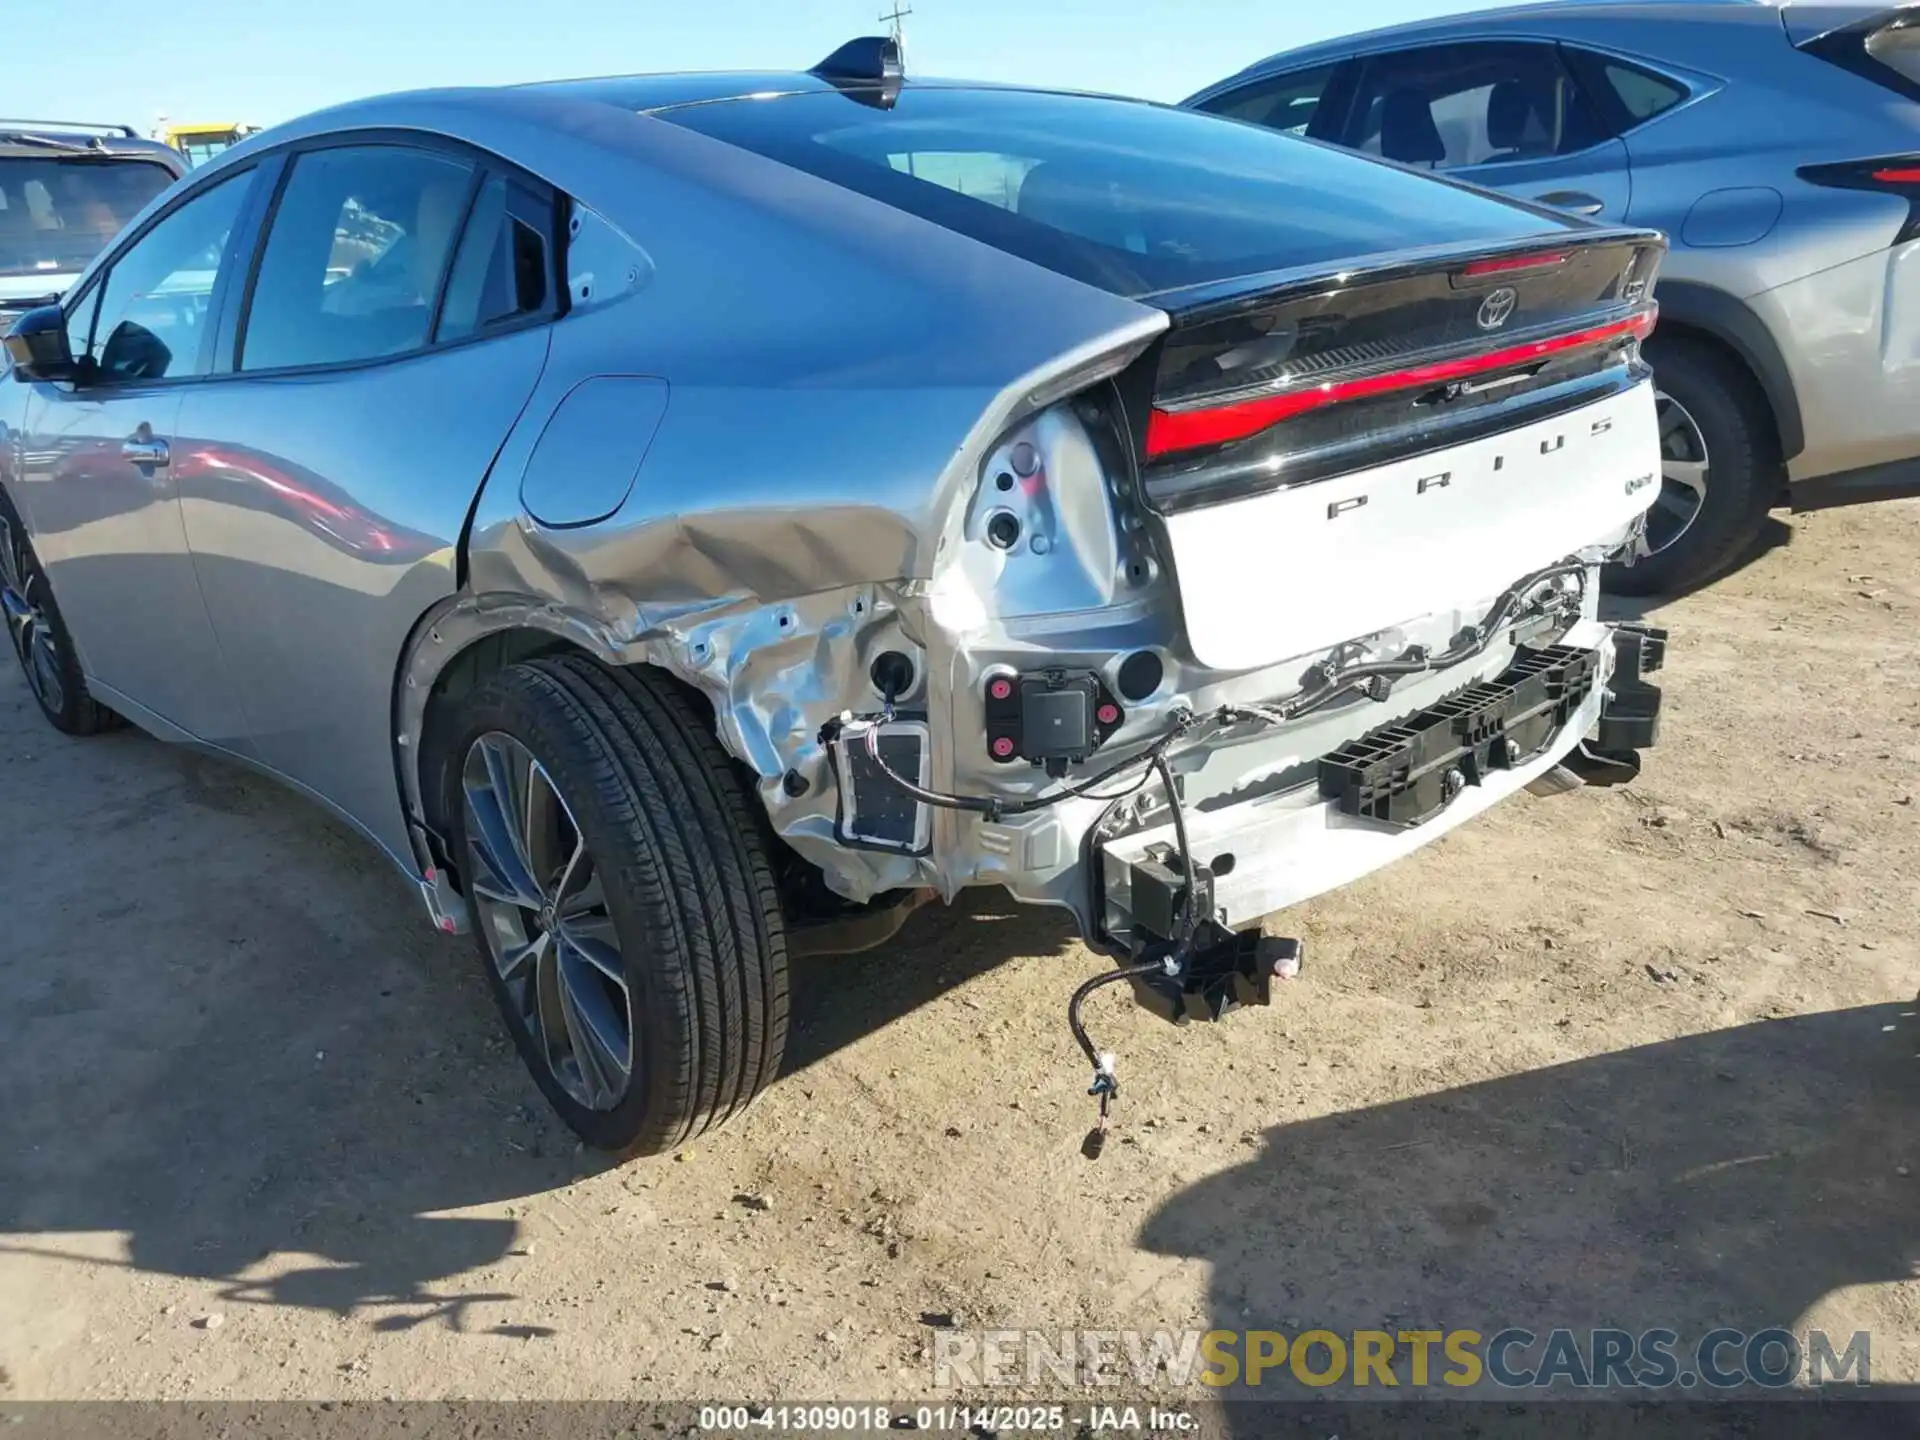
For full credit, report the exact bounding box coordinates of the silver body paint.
[2,77,1660,947]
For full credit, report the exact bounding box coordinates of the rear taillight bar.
[1800,155,1920,243]
[1802,154,1920,189]
[1144,308,1657,461]
[1457,249,1573,279]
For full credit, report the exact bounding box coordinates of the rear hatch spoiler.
[1788,4,1920,101]
[1121,229,1665,515]
[1782,2,1918,46]
[1105,229,1668,671]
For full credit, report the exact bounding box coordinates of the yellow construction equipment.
[156,122,260,168]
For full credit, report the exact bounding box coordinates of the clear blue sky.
[17,0,1478,133]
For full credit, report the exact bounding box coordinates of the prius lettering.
[1313,406,1627,522]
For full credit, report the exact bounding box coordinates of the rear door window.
[0,157,174,281]
[240,144,475,371]
[1193,63,1344,137]
[1343,43,1607,170]
[435,173,555,342]
[1867,18,1920,85]
[659,86,1550,298]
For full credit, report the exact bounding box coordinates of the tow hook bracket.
[1560,743,1642,787]
[1129,932,1304,1025]
[1131,847,1215,943]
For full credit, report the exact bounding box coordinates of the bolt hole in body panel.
[1116,650,1164,701]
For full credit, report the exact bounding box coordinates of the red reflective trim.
[1459,249,1572,277]
[1872,166,1920,183]
[1145,308,1656,460]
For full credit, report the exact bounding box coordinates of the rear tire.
[1605,337,1780,597]
[0,502,122,737]
[447,654,789,1155]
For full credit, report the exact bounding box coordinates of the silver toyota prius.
[1,41,1673,1154]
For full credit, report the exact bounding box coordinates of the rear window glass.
[1868,20,1920,85]
[658,87,1551,298]
[0,158,173,279]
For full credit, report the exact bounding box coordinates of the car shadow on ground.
[1139,998,1918,1418]
[0,696,1062,1325]
[786,891,1076,1075]
[1605,514,1795,617]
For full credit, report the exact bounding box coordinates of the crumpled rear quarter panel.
[392,85,1167,901]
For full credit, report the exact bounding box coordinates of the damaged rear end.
[802,226,1672,1001]
[951,228,1671,979]
[583,85,1677,1065]
[413,78,1686,1146]
[645,85,1672,963]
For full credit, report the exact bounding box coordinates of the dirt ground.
[1,502,1915,1408]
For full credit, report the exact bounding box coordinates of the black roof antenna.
[809,36,905,109]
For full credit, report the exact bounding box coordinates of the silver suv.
[1186,1,1920,594]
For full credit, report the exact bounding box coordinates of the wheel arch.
[1650,279,1803,464]
[396,595,625,884]
[393,593,736,889]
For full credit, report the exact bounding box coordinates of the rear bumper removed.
[1097,618,1665,956]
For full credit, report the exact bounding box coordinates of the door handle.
[121,436,170,468]
[1534,190,1606,217]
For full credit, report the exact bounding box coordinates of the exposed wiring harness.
[854,699,1208,824]
[835,556,1588,1152]
[1060,751,1207,1161]
[844,558,1588,827]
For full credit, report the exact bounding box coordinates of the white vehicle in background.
[0,121,181,314]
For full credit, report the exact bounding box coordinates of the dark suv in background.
[1,121,184,316]
[1187,1,1920,594]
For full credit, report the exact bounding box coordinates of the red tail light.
[1144,308,1657,461]
[1458,249,1572,279]
[1800,156,1920,244]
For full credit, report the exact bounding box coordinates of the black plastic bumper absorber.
[1594,622,1665,754]
[1317,643,1601,828]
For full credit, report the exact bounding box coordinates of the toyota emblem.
[1477,287,1518,331]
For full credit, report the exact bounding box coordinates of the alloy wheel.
[0,518,65,717]
[1636,391,1710,560]
[461,732,634,1111]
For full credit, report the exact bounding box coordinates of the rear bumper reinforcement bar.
[1098,621,1657,948]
